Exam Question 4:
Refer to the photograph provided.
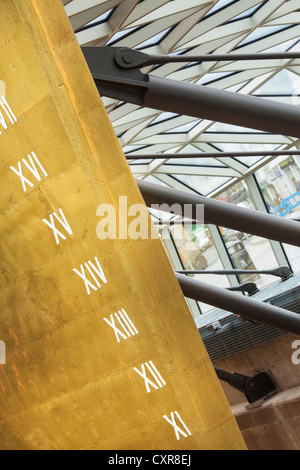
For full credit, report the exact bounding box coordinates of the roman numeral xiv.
[73,256,108,295]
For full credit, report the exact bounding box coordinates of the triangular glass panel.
[253,69,300,95]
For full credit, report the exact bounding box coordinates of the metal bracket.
[114,48,152,69]
[82,46,300,138]
[214,365,277,404]
[82,47,150,106]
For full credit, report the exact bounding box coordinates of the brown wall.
[214,333,300,450]
[233,388,300,450]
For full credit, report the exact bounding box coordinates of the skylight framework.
[63,0,300,319]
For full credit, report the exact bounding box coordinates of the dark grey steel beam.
[145,74,300,139]
[175,273,300,335]
[82,47,300,139]
[152,51,300,63]
[176,267,292,279]
[137,179,300,247]
[126,151,300,160]
[114,48,300,68]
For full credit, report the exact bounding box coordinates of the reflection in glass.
[169,223,230,314]
[217,181,279,289]
[256,154,300,275]
[256,154,300,218]
[216,180,255,208]
[220,228,279,288]
[282,244,300,274]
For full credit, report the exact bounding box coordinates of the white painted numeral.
[0,340,6,365]
[103,309,138,343]
[0,95,17,134]
[43,208,73,244]
[163,412,192,441]
[73,256,108,295]
[133,361,166,393]
[10,151,48,192]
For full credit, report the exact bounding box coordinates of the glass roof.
[63,0,300,322]
[63,0,300,198]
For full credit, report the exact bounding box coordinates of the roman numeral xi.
[163,412,192,441]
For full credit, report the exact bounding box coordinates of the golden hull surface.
[0,0,246,451]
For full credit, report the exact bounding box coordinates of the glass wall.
[216,181,280,289]
[161,167,300,318]
[255,154,300,273]
[167,223,230,314]
[256,155,300,216]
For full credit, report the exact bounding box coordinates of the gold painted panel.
[0,0,246,450]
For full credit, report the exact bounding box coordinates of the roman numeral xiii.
[103,309,138,343]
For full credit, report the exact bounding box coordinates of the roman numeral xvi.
[10,151,48,192]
